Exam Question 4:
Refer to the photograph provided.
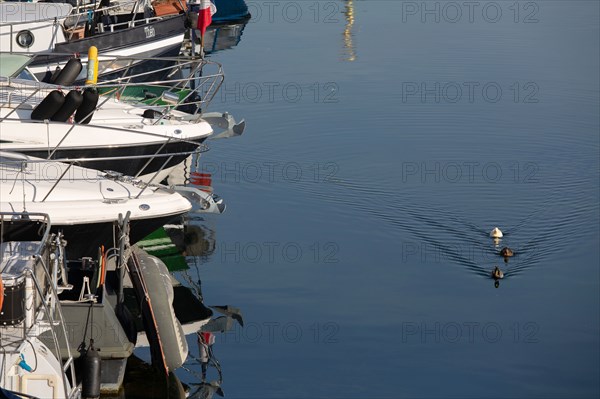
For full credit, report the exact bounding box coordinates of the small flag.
[197,0,217,38]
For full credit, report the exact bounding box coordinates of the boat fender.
[31,90,65,121]
[86,46,99,85]
[52,90,84,122]
[41,66,61,84]
[75,88,99,124]
[81,344,101,399]
[53,58,83,86]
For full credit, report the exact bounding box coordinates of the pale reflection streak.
[342,0,356,61]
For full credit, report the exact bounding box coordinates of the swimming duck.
[492,266,504,279]
[490,227,503,238]
[500,247,514,257]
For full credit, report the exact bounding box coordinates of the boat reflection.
[187,19,250,56]
[188,380,225,399]
[116,8,247,392]
[135,216,242,398]
[114,356,187,399]
[162,221,218,262]
[213,0,251,24]
[204,22,250,54]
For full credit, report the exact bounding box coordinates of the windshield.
[0,54,32,78]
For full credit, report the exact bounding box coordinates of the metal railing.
[0,150,202,207]
[1,52,220,181]
[0,0,180,48]
[0,212,78,399]
[1,53,224,118]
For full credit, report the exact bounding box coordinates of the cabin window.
[16,30,34,48]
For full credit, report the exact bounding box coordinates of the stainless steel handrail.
[0,213,77,399]
[0,0,149,28]
[1,55,225,118]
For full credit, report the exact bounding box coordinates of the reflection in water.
[189,381,225,399]
[165,222,215,315]
[188,307,244,398]
[174,219,242,399]
[166,156,195,187]
[165,222,217,260]
[204,22,249,54]
[165,157,218,262]
[102,11,248,397]
[191,20,250,55]
[117,356,186,399]
[157,218,241,398]
[134,156,241,397]
[342,0,356,62]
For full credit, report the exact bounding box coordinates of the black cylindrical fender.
[52,90,84,122]
[41,66,61,84]
[75,88,99,124]
[81,346,101,399]
[53,58,83,86]
[31,90,65,120]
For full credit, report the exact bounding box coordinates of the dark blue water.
[174,1,599,397]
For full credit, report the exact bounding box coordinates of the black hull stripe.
[16,139,205,177]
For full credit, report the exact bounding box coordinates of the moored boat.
[0,152,206,259]
[0,0,191,80]
[0,52,244,181]
[0,212,79,399]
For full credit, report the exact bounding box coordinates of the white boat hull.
[0,337,74,399]
[0,153,193,258]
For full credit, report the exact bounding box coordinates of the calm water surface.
[170,1,599,398]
